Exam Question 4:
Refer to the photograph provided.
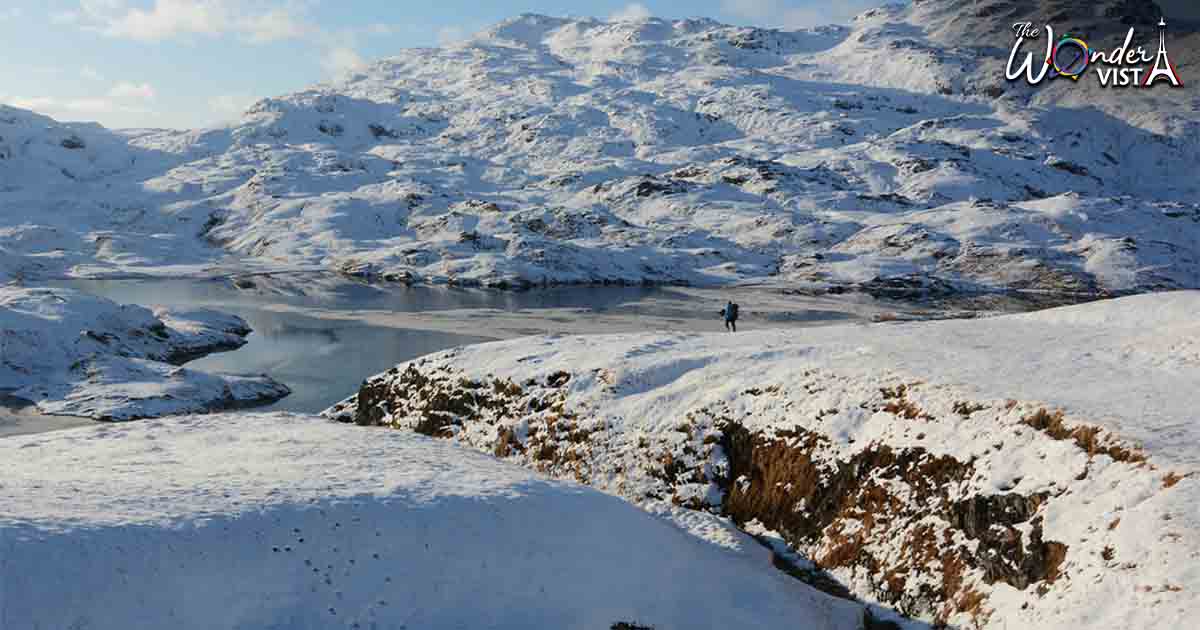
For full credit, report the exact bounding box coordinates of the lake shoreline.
[0,393,94,438]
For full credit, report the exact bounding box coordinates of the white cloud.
[81,66,106,81]
[62,1,366,84]
[240,7,310,43]
[108,81,156,101]
[322,46,365,76]
[0,7,23,20]
[721,0,878,28]
[3,79,160,124]
[4,95,155,121]
[610,3,653,22]
[103,0,225,40]
[64,0,314,44]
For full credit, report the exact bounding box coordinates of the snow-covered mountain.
[2,0,1198,294]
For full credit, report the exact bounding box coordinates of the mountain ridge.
[2,3,1197,293]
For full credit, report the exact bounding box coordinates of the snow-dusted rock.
[0,413,863,630]
[0,287,288,420]
[327,291,1200,628]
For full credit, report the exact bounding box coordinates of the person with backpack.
[722,300,739,332]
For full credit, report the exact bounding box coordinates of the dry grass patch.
[1021,408,1146,464]
[1163,471,1191,488]
[879,384,934,421]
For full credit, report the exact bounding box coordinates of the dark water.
[50,277,704,414]
[187,310,493,413]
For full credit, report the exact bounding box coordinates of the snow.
[326,291,1200,628]
[2,2,1198,293]
[335,290,1200,468]
[2,2,1198,626]
[0,413,863,630]
[0,287,289,420]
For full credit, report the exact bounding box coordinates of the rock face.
[325,293,1200,629]
[0,287,289,420]
[2,4,1199,294]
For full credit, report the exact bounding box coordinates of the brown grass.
[954,588,990,629]
[1043,542,1069,582]
[1022,409,1147,464]
[884,398,930,420]
[493,426,521,458]
[878,385,934,421]
[533,443,557,462]
[1163,472,1191,488]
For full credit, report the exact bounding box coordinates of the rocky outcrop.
[330,360,1171,626]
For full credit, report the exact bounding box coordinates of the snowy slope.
[0,105,228,282]
[327,291,1200,628]
[0,413,864,630]
[0,286,289,420]
[3,2,1198,293]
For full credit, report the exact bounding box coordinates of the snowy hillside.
[3,1,1199,293]
[0,413,865,630]
[0,105,226,283]
[327,291,1200,628]
[0,286,289,420]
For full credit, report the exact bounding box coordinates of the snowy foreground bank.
[0,286,289,420]
[0,413,864,630]
[329,291,1200,628]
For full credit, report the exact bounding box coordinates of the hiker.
[722,300,739,332]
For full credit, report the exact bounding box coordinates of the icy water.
[40,275,892,417]
[14,273,1012,435]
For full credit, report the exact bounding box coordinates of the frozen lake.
[6,273,1021,434]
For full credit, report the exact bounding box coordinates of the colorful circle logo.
[1050,35,1091,80]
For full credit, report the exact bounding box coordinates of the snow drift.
[327,291,1200,628]
[0,414,864,630]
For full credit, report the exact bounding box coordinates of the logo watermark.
[1007,18,1183,88]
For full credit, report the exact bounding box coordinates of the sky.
[2,1,1197,130]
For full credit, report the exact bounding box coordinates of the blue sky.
[0,0,886,129]
[2,1,1195,130]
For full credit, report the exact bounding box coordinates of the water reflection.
[187,309,491,413]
